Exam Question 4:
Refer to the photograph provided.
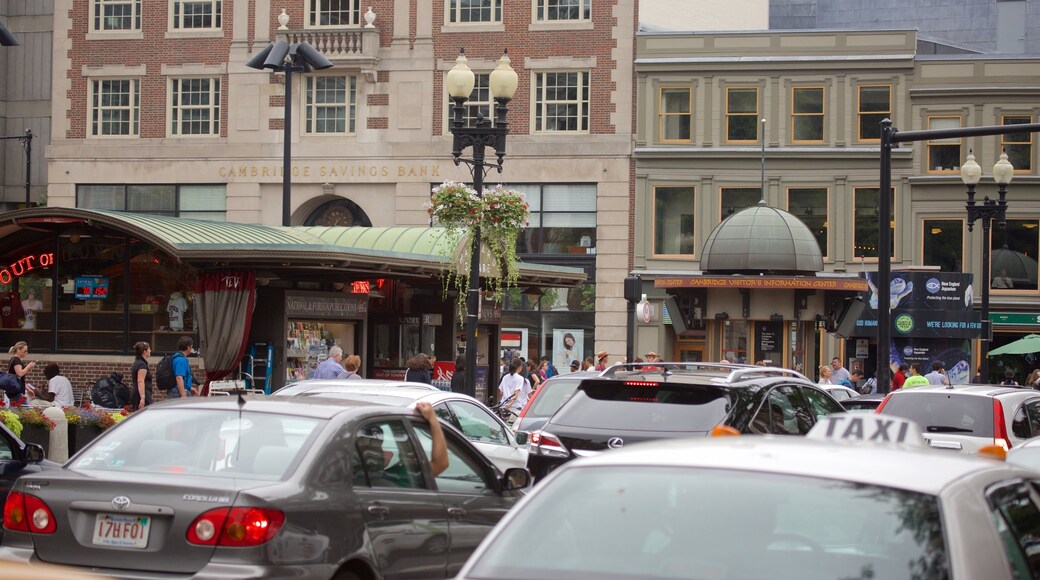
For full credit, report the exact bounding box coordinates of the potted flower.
[16,408,56,454]
[66,406,103,453]
[0,409,23,438]
[427,181,529,316]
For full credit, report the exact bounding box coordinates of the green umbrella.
[988,334,1040,356]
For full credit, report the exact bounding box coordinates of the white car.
[458,414,1040,580]
[823,384,860,402]
[273,380,527,472]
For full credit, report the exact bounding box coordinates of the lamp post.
[0,129,32,205]
[961,149,1014,383]
[446,48,519,399]
[760,118,767,197]
[246,34,333,226]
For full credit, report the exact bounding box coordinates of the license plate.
[92,513,150,548]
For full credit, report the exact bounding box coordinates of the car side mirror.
[502,467,531,491]
[23,443,44,464]
[514,431,529,445]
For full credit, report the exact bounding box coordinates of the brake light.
[993,399,1011,450]
[187,507,285,547]
[625,381,658,387]
[529,430,569,459]
[875,393,893,414]
[4,491,56,534]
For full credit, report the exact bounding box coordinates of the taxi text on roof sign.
[808,414,926,447]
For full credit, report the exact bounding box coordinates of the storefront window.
[0,240,55,351]
[56,236,128,352]
[721,320,748,364]
[991,219,1039,291]
[128,240,197,353]
[514,184,597,255]
[923,219,963,273]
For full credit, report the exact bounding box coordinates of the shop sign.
[0,252,54,285]
[373,368,406,380]
[285,292,368,320]
[853,309,983,339]
[74,276,109,300]
[654,276,867,291]
[990,312,1040,326]
[422,314,443,326]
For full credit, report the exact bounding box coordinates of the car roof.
[568,435,1023,496]
[150,394,410,420]
[281,379,439,391]
[288,385,482,404]
[599,362,814,387]
[890,384,1031,398]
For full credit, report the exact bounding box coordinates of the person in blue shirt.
[313,346,349,380]
[169,336,197,398]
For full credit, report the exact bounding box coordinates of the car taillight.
[187,507,285,547]
[4,491,56,534]
[529,430,569,458]
[875,393,893,414]
[993,399,1011,450]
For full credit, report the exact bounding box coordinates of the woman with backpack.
[131,341,154,409]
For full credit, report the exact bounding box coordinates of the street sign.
[990,312,1040,326]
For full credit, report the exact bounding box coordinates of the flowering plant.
[16,408,56,431]
[66,405,129,430]
[0,410,22,437]
[426,181,529,314]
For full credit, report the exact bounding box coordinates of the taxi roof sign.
[808,414,926,447]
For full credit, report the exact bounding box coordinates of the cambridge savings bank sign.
[218,162,443,180]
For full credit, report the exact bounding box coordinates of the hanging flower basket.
[427,182,529,317]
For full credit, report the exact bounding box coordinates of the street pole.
[464,139,486,401]
[282,65,293,227]
[980,214,992,381]
[23,129,31,206]
[760,118,766,198]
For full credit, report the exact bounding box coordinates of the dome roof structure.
[701,202,823,275]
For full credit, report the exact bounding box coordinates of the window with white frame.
[91,79,140,137]
[306,75,357,134]
[172,0,221,29]
[78,184,227,221]
[536,0,590,21]
[449,0,502,23]
[534,71,590,133]
[308,0,361,27]
[94,0,141,31]
[171,78,220,136]
[926,116,961,173]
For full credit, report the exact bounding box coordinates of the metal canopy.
[701,203,823,275]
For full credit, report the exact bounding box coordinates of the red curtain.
[194,271,256,395]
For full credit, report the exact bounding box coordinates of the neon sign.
[351,280,371,294]
[0,252,54,285]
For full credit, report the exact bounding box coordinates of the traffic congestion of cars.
[0,361,1039,579]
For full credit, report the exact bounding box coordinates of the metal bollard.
[43,406,69,463]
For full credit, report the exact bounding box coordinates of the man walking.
[170,336,197,399]
[830,357,850,385]
[314,346,349,380]
[903,363,930,388]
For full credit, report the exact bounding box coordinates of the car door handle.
[447,507,466,519]
[367,504,390,517]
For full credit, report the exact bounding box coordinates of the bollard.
[43,406,69,463]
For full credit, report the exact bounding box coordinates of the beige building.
[634,29,1040,382]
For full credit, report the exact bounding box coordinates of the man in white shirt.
[41,363,75,406]
[830,357,850,385]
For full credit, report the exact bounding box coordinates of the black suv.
[524,363,846,480]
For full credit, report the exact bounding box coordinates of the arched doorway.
[304,198,373,227]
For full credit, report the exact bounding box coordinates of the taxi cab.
[457,414,1040,580]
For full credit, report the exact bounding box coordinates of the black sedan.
[0,396,528,579]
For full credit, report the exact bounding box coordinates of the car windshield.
[550,382,733,433]
[466,466,949,580]
[529,378,583,417]
[880,393,994,436]
[69,409,324,481]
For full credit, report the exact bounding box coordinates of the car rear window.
[880,392,994,436]
[467,466,949,580]
[529,378,583,417]
[549,381,731,433]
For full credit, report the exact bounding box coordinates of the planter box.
[19,425,51,457]
[68,424,103,454]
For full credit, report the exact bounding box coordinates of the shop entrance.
[286,320,358,382]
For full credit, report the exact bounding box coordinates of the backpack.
[155,353,180,391]
[91,377,118,408]
[859,377,877,395]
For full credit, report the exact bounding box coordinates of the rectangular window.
[922,219,963,272]
[858,85,890,141]
[653,186,695,256]
[512,184,597,255]
[659,87,691,142]
[171,78,220,136]
[1002,115,1033,172]
[991,219,1039,291]
[94,0,141,31]
[726,87,759,143]
[308,0,361,26]
[853,187,895,259]
[534,71,590,133]
[449,0,502,23]
[536,0,590,21]
[927,116,962,173]
[721,187,761,220]
[788,188,828,256]
[791,87,824,142]
[306,75,356,134]
[78,184,227,221]
[172,0,221,29]
[91,79,140,137]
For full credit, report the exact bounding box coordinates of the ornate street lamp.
[961,148,1014,383]
[246,19,333,227]
[446,48,519,398]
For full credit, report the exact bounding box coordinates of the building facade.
[634,29,1040,383]
[36,0,635,374]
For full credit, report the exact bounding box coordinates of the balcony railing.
[283,27,379,61]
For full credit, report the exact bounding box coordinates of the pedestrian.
[581,356,593,371]
[168,336,197,399]
[6,341,35,399]
[924,362,949,386]
[498,359,531,423]
[1001,369,1020,387]
[450,356,466,393]
[817,365,833,385]
[405,353,433,385]
[527,360,542,391]
[594,350,609,371]
[903,363,929,387]
[1027,369,1040,389]
[892,362,909,390]
[569,360,580,373]
[541,356,558,379]
[342,354,363,380]
[844,368,863,390]
[830,357,850,385]
[130,341,154,409]
[644,351,662,371]
[313,346,349,380]
[38,363,74,407]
